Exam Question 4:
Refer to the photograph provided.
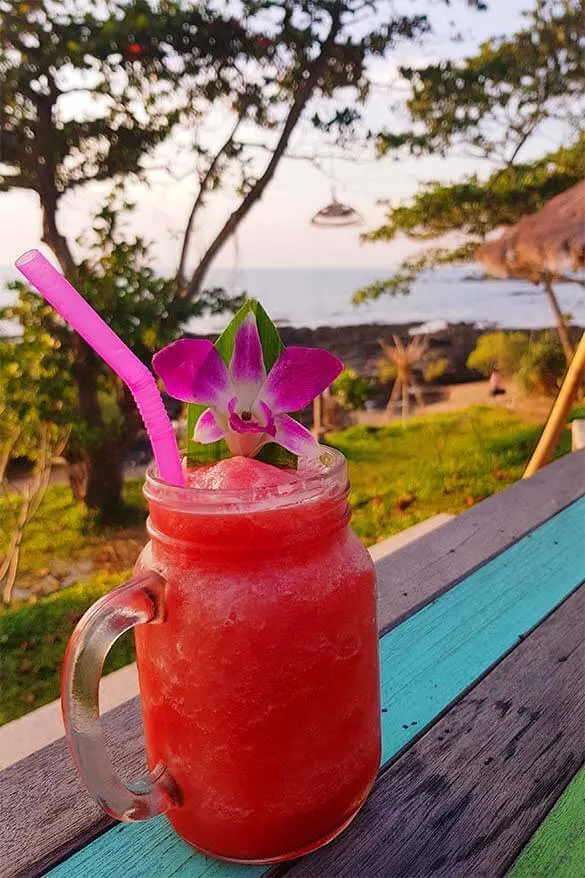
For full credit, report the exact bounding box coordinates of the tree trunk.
[67,461,88,503]
[71,348,128,517]
[543,278,574,364]
[185,9,342,298]
[36,94,77,277]
[84,442,125,520]
[175,116,243,294]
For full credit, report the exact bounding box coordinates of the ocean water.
[1,265,584,338]
[193,266,585,334]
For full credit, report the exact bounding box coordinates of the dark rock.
[189,321,492,385]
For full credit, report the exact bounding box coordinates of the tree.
[331,368,373,411]
[1,0,448,516]
[466,329,566,397]
[364,137,585,249]
[2,195,213,513]
[515,332,567,397]
[357,0,585,357]
[379,0,584,165]
[0,339,70,604]
[467,331,530,378]
[0,321,74,469]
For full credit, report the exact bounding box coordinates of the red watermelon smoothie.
[135,450,380,863]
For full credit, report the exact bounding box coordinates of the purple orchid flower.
[153,313,343,458]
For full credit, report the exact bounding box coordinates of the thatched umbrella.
[477,182,585,477]
[476,181,585,362]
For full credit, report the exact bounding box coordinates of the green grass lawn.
[0,406,571,725]
[0,573,132,725]
[0,479,145,586]
[328,405,569,546]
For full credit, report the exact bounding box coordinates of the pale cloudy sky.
[0,1,538,275]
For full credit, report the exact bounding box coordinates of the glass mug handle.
[61,571,179,821]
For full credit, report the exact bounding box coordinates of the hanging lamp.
[310,197,363,227]
[310,159,363,228]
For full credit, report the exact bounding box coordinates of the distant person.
[489,366,506,397]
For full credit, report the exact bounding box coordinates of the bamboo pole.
[401,378,409,427]
[312,393,326,442]
[523,331,585,478]
[386,376,401,416]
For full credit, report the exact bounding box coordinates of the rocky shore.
[278,322,486,385]
[189,319,582,399]
[194,321,487,385]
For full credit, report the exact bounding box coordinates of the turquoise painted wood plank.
[377,493,585,763]
[507,766,585,878]
[49,497,585,878]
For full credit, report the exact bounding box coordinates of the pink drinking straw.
[16,249,185,486]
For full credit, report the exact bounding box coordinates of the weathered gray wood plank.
[1,451,583,877]
[47,494,585,878]
[377,448,585,631]
[278,585,585,878]
[0,699,145,878]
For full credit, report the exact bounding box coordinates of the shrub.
[467,331,529,377]
[517,332,566,396]
[378,357,397,384]
[331,368,373,410]
[422,357,449,383]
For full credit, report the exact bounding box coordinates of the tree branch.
[235,141,375,165]
[556,275,585,288]
[175,115,243,295]
[185,5,344,299]
[57,86,107,97]
[505,112,546,167]
[543,276,574,363]
[0,172,37,192]
[36,95,76,276]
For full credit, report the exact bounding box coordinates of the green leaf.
[186,300,297,468]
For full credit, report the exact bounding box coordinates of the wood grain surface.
[43,496,585,878]
[1,454,583,878]
[375,448,585,632]
[508,765,585,878]
[0,698,145,877]
[278,585,585,878]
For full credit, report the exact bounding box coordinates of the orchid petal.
[257,401,276,437]
[228,397,276,436]
[194,408,227,444]
[260,347,343,413]
[153,339,231,407]
[273,414,320,456]
[229,410,267,435]
[230,313,266,395]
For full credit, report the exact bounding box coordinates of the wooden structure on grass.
[379,334,429,425]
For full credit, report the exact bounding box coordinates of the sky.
[0,0,537,275]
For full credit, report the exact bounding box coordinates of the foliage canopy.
[357,1,585,305]
[2,0,468,514]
